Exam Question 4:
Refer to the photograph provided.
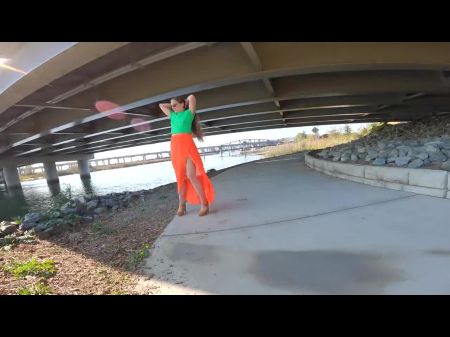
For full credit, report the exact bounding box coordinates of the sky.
[93,123,370,159]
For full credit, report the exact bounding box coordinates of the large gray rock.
[442,149,450,158]
[395,157,411,167]
[425,141,444,149]
[23,212,42,223]
[356,146,366,153]
[388,149,399,157]
[342,150,353,156]
[86,199,99,211]
[367,149,378,156]
[85,194,95,202]
[318,150,329,158]
[80,216,94,223]
[93,207,106,215]
[130,192,141,199]
[0,223,18,237]
[441,142,450,150]
[365,152,378,161]
[441,160,450,171]
[377,141,387,150]
[60,203,77,215]
[75,200,87,214]
[425,144,440,153]
[74,196,86,205]
[1,220,16,227]
[405,140,420,147]
[408,159,424,169]
[16,234,36,244]
[101,198,117,209]
[397,146,413,157]
[350,154,358,161]
[20,212,43,231]
[34,223,49,232]
[416,152,429,160]
[373,158,386,166]
[428,151,447,162]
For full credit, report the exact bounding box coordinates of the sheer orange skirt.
[170,133,215,205]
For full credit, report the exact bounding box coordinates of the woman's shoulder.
[184,108,195,116]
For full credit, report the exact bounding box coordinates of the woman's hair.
[172,96,204,142]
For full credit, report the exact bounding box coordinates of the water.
[0,153,262,220]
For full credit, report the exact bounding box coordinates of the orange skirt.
[170,133,215,205]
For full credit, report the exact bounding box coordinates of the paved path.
[137,153,450,294]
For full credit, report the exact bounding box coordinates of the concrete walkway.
[137,153,450,294]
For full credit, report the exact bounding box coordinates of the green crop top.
[170,109,194,134]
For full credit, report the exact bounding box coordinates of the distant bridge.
[18,139,279,175]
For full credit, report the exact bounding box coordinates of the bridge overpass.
[1,42,450,190]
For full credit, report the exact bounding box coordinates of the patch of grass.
[10,216,23,225]
[359,122,386,137]
[18,281,53,295]
[110,290,127,295]
[261,134,360,158]
[49,184,73,210]
[127,244,150,271]
[92,222,117,235]
[4,258,57,279]
[0,236,17,249]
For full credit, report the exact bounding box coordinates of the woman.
[159,95,215,216]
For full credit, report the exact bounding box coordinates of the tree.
[295,131,308,142]
[344,124,352,134]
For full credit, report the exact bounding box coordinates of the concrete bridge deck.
[3,42,450,190]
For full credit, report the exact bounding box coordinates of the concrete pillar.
[3,165,22,189]
[48,181,61,196]
[81,176,94,194]
[43,161,59,184]
[77,159,91,179]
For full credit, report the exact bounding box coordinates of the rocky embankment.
[313,115,450,171]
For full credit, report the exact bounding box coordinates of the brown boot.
[198,202,209,216]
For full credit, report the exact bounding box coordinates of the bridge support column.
[43,161,59,184]
[77,159,91,179]
[3,165,22,190]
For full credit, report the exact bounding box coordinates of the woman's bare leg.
[186,157,208,215]
[177,179,187,216]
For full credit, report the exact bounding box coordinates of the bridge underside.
[1,42,450,167]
